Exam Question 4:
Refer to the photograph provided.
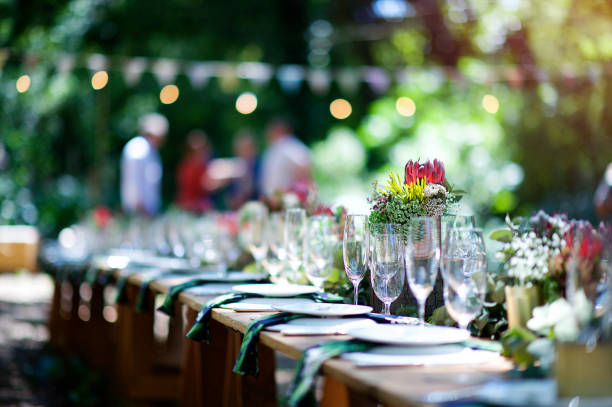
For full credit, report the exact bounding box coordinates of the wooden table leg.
[114,284,179,402]
[321,376,380,407]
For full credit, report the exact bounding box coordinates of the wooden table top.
[113,269,513,407]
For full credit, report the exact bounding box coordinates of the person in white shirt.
[120,113,168,216]
[259,119,311,196]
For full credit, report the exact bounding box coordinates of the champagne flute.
[239,202,268,273]
[262,212,286,282]
[371,228,406,315]
[343,215,369,305]
[405,217,440,326]
[304,215,336,290]
[284,208,307,284]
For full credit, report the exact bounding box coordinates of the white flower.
[423,183,447,198]
[526,296,592,342]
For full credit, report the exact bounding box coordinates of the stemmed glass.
[441,228,487,331]
[239,202,268,273]
[284,208,307,284]
[371,226,406,315]
[440,214,476,255]
[262,212,286,282]
[343,215,369,305]
[405,217,440,326]
[304,215,336,290]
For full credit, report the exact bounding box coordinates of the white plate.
[220,297,315,312]
[267,318,377,335]
[348,325,470,346]
[232,283,319,297]
[273,303,373,317]
[341,345,499,367]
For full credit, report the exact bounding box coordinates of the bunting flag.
[2,47,611,96]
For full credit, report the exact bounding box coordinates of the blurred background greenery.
[1,0,612,236]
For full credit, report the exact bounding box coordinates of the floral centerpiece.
[494,211,612,392]
[368,159,460,231]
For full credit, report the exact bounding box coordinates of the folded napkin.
[114,269,143,304]
[186,292,252,342]
[233,312,309,376]
[186,291,346,343]
[287,340,374,407]
[134,269,203,312]
[157,275,270,317]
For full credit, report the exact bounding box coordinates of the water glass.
[405,217,440,326]
[343,215,369,305]
[304,215,336,290]
[371,228,406,315]
[284,208,307,283]
[441,228,487,330]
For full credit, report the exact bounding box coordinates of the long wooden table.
[47,264,513,407]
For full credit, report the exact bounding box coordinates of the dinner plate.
[348,325,470,346]
[232,283,319,297]
[341,345,499,367]
[273,303,373,317]
[267,317,377,335]
[220,297,315,312]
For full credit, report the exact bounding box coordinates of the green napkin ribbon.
[113,269,143,304]
[287,340,374,407]
[233,312,308,376]
[460,339,503,353]
[134,271,166,312]
[157,275,270,317]
[84,266,100,285]
[186,292,253,342]
[186,291,347,343]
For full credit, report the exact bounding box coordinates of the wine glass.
[239,202,268,273]
[371,228,406,315]
[343,215,369,305]
[405,217,440,326]
[304,215,336,290]
[441,228,487,331]
[284,208,307,284]
[262,212,286,282]
[440,214,476,255]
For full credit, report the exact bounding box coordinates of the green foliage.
[379,173,427,203]
[501,328,538,367]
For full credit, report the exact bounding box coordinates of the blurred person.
[121,113,168,216]
[175,130,216,213]
[228,130,260,209]
[595,163,612,219]
[260,118,311,196]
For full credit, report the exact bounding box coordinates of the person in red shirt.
[175,130,215,213]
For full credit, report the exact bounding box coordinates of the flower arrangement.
[369,159,460,227]
[492,210,608,303]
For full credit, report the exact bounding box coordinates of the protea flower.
[404,159,446,186]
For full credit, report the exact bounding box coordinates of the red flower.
[93,206,112,228]
[404,159,446,185]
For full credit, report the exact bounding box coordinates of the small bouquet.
[369,159,461,229]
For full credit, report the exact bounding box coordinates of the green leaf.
[489,228,513,243]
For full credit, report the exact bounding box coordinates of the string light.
[91,71,109,90]
[160,84,179,104]
[16,75,31,93]
[235,92,258,114]
[395,97,416,117]
[482,94,499,114]
[330,98,352,119]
